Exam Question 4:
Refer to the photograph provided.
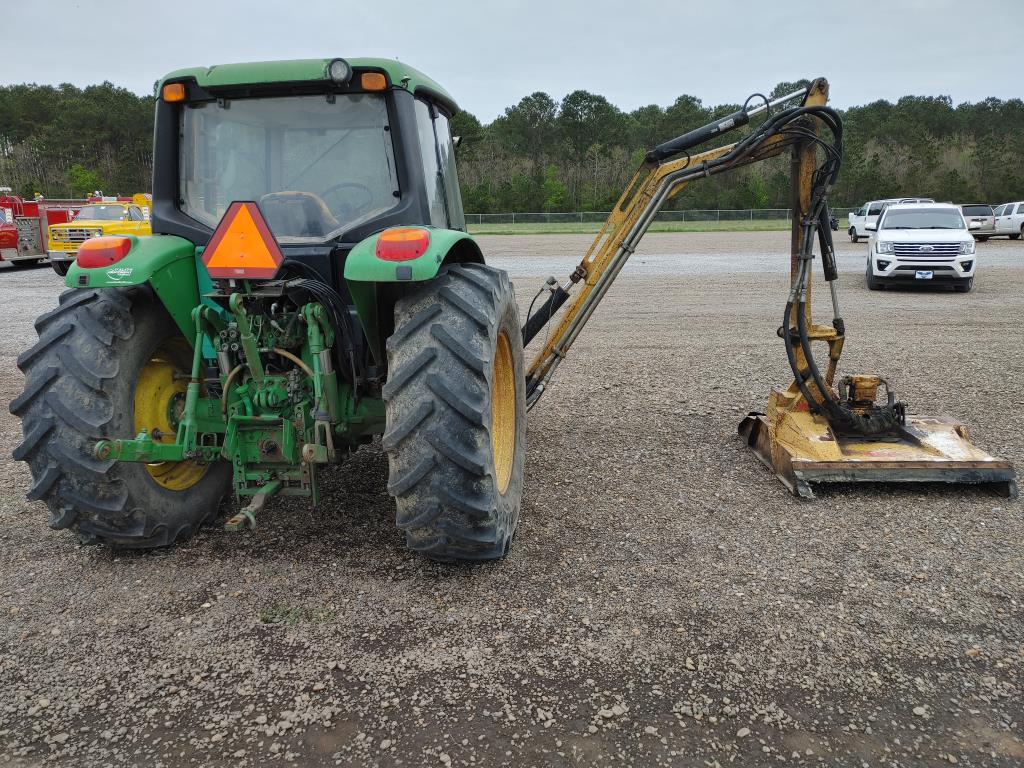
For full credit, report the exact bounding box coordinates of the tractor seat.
[260,192,341,239]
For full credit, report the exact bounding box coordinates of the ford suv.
[865,203,978,293]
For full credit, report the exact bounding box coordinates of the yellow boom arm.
[524,80,833,405]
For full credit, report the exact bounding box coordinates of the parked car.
[992,201,1024,240]
[848,197,934,242]
[960,204,995,240]
[47,202,152,275]
[865,202,978,293]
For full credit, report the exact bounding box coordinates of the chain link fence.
[464,207,853,226]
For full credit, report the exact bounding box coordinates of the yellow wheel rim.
[133,339,208,491]
[490,331,516,495]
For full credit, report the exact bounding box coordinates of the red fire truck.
[0,191,85,268]
[1,189,152,271]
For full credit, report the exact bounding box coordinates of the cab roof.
[159,57,458,115]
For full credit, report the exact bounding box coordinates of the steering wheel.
[321,182,375,220]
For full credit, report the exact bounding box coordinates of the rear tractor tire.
[383,264,526,562]
[10,287,231,548]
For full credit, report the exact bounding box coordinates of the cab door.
[994,204,1010,234]
[850,204,867,234]
[865,202,885,233]
[126,205,150,235]
[1011,203,1024,235]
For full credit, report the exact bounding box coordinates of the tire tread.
[384,265,525,561]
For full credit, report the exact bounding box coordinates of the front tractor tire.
[10,287,231,548]
[383,264,526,562]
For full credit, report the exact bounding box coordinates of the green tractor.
[10,58,526,561]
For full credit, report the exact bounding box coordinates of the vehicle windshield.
[75,205,126,221]
[179,93,399,243]
[881,209,966,230]
[962,205,993,216]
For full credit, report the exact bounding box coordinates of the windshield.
[75,205,126,221]
[881,209,965,230]
[962,205,993,216]
[179,93,400,242]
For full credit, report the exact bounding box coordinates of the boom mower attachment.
[520,78,1017,499]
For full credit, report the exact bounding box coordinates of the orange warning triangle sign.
[202,201,283,279]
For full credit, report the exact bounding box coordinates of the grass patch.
[467,218,853,236]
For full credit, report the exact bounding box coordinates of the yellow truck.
[47,198,152,275]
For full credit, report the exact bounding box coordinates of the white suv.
[865,203,978,293]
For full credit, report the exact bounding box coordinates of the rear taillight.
[77,236,132,267]
[375,228,430,261]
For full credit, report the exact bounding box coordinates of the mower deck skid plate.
[738,398,1018,499]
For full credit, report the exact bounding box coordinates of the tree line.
[1,80,1021,211]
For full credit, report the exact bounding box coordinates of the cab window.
[127,206,144,222]
[414,99,448,228]
[434,113,465,230]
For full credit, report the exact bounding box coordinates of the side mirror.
[865,223,877,232]
[968,221,981,230]
[849,211,857,218]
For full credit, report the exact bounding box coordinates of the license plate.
[915,270,934,280]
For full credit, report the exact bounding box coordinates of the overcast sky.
[4,0,1021,121]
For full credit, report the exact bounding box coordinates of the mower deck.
[739,390,1018,499]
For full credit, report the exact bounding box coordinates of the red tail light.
[375,228,430,261]
[77,236,133,267]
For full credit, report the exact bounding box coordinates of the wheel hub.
[134,341,208,491]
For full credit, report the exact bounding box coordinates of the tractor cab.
[152,58,466,284]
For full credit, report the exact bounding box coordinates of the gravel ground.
[0,231,1021,767]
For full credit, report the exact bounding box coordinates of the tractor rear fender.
[344,227,484,364]
[66,235,202,342]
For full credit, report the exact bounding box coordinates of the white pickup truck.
[848,197,933,242]
[992,201,1024,239]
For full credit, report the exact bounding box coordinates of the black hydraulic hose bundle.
[279,259,364,385]
[769,112,904,436]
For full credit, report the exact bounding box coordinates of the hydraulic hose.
[782,184,902,436]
